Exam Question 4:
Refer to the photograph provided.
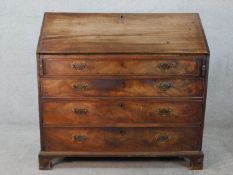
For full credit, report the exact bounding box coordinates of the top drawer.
[41,57,201,76]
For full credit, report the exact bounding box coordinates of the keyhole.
[118,103,124,108]
[120,129,126,135]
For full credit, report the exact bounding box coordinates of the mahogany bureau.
[36,13,209,170]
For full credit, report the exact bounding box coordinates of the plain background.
[0,0,233,174]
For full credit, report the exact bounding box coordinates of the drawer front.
[43,59,200,76]
[42,100,202,125]
[43,127,200,152]
[41,78,203,97]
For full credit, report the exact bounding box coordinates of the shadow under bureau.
[36,13,209,170]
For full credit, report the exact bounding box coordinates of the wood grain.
[42,99,202,125]
[37,13,209,54]
[43,127,201,152]
[40,78,204,97]
[43,58,200,76]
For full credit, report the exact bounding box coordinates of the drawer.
[40,78,203,97]
[42,58,200,76]
[43,127,201,152]
[42,99,202,125]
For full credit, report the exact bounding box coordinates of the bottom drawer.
[43,127,201,152]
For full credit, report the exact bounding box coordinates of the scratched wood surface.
[37,13,209,54]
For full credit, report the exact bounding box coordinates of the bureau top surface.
[37,13,209,55]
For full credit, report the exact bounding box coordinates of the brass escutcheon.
[157,62,176,71]
[72,82,88,91]
[72,108,88,115]
[71,62,87,70]
[156,108,173,116]
[158,81,173,91]
[73,135,87,143]
[155,133,171,143]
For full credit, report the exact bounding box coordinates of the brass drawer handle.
[159,81,173,91]
[72,108,88,115]
[71,62,87,70]
[72,83,88,91]
[73,135,87,143]
[156,108,173,116]
[157,62,176,71]
[155,134,171,143]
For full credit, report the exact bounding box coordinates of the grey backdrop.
[0,0,233,175]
